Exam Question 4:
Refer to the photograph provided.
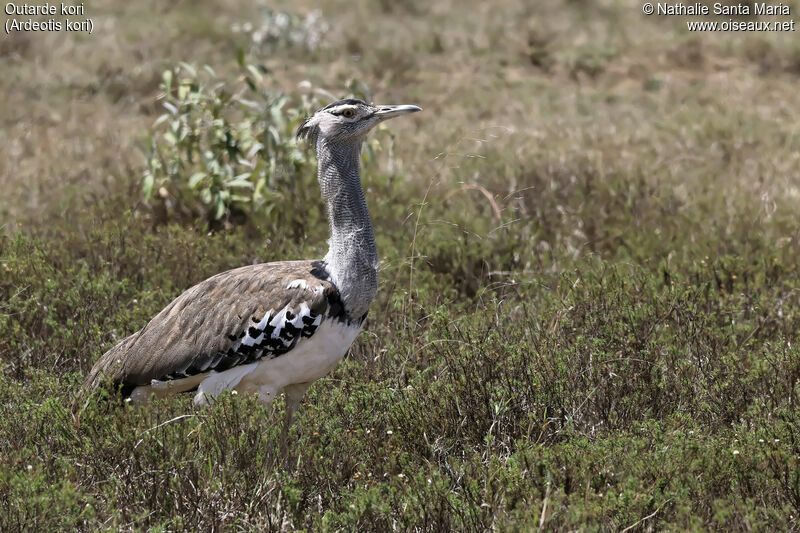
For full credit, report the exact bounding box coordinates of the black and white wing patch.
[160,301,325,381]
[226,303,322,364]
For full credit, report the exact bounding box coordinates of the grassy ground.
[2,0,800,530]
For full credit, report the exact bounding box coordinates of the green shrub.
[142,62,319,225]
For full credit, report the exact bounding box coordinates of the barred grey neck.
[316,137,378,320]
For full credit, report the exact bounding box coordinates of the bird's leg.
[128,386,153,405]
[280,382,312,453]
[255,385,278,408]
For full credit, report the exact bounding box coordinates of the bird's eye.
[342,109,355,118]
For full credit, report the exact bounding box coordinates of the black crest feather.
[322,98,366,110]
[295,117,318,143]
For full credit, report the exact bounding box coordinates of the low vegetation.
[1,0,799,530]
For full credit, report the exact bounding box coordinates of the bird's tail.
[71,342,129,427]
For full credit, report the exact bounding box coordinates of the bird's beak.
[374,104,422,120]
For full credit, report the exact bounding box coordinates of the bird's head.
[296,98,421,146]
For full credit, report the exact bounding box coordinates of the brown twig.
[446,184,502,219]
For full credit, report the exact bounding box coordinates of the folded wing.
[82,260,344,394]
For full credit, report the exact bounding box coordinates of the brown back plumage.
[80,260,342,396]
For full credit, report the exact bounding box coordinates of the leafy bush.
[142,62,319,225]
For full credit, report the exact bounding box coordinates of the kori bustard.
[80,98,421,438]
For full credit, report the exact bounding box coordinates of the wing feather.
[82,260,340,393]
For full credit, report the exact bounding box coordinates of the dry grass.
[2,0,800,530]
